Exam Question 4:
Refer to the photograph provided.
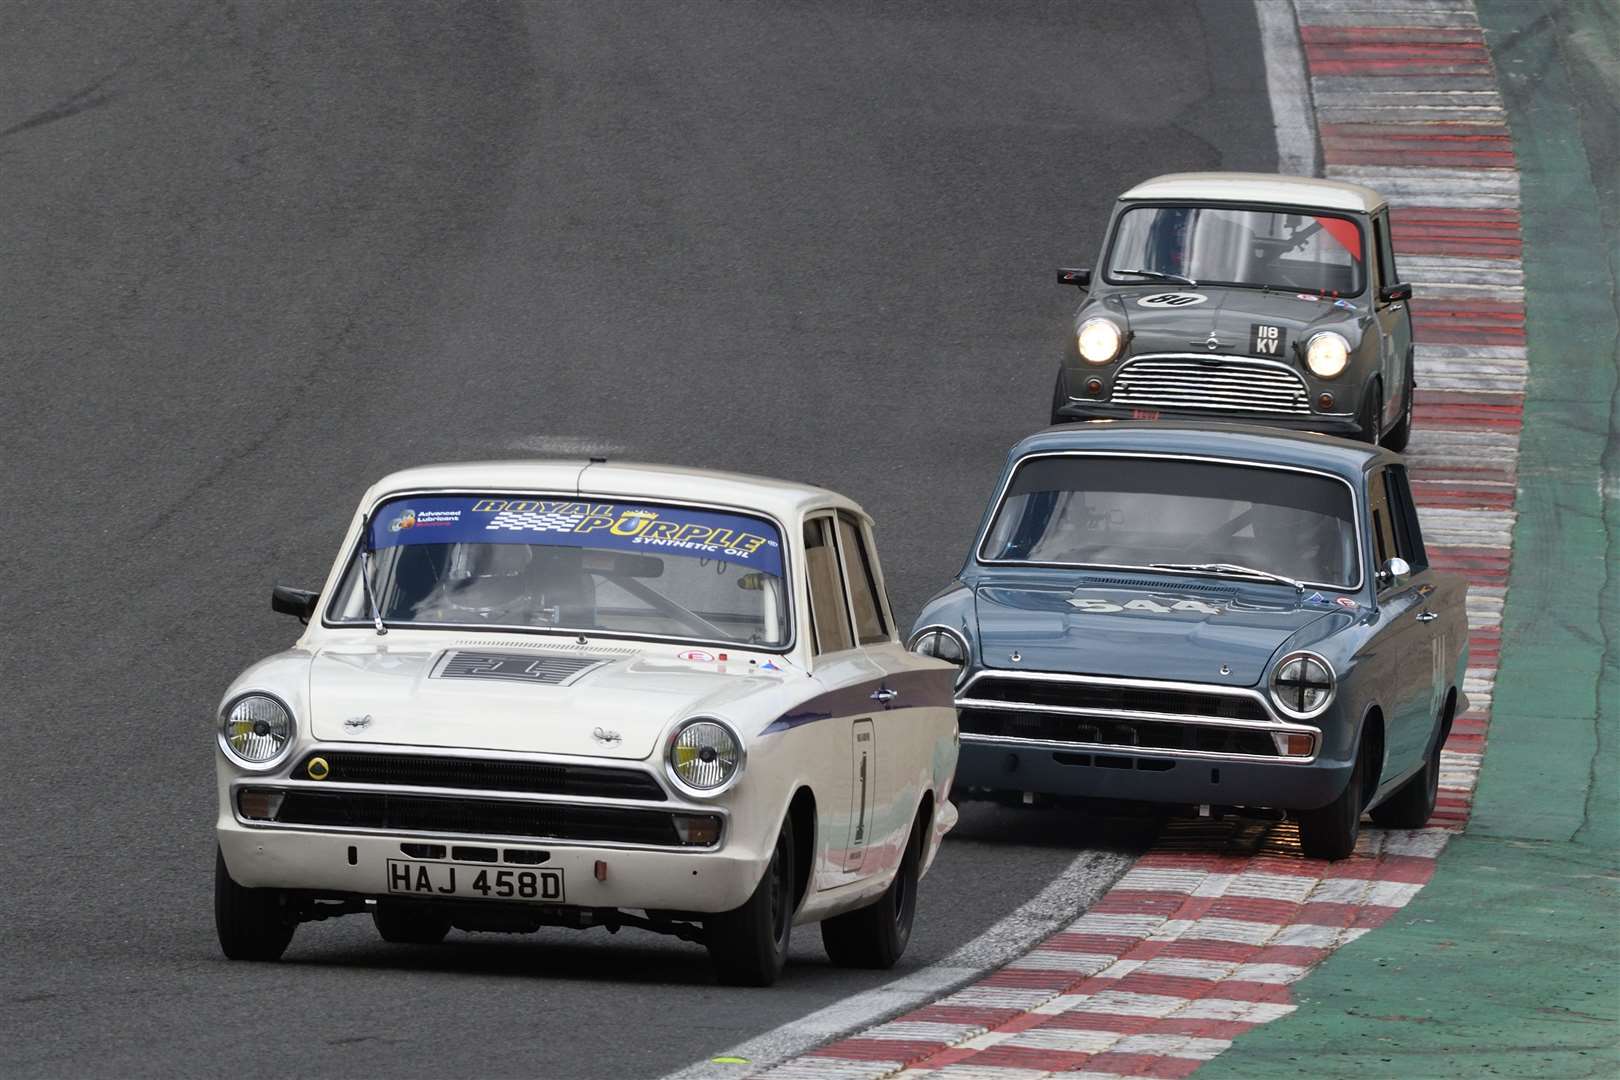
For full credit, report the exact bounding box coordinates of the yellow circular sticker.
[306,756,330,780]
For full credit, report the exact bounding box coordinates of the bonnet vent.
[431,650,612,686]
[1073,575,1237,596]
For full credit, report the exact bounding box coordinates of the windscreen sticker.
[371,496,784,576]
[1314,216,1363,261]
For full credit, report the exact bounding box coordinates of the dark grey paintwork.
[1051,183,1417,448]
[911,423,1469,815]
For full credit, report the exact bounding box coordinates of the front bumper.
[1054,398,1368,438]
[217,819,767,913]
[955,737,1352,811]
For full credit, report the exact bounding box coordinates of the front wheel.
[821,810,923,969]
[1296,739,1368,860]
[1355,380,1384,445]
[1382,361,1415,452]
[1050,368,1072,425]
[706,816,795,987]
[214,847,295,961]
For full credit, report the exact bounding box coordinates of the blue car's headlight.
[1270,653,1335,719]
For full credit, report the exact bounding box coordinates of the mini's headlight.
[908,626,967,666]
[1305,332,1350,379]
[667,718,744,794]
[220,693,295,767]
[1270,653,1335,719]
[1077,318,1124,364]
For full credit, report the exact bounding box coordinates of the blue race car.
[910,422,1468,858]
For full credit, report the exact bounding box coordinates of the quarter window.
[837,512,889,645]
[1368,467,1399,576]
[1374,211,1400,292]
[804,517,853,654]
[1385,466,1428,570]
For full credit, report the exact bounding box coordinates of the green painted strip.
[1199,0,1620,1075]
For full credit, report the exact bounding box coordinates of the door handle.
[1416,611,1439,622]
[870,687,899,704]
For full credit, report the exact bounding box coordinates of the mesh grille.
[272,791,709,846]
[965,677,1269,721]
[295,752,665,801]
[959,708,1278,756]
[1113,356,1312,416]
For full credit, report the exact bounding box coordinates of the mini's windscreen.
[1108,205,1364,296]
[980,457,1359,587]
[329,496,790,646]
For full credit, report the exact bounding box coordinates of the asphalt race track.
[0,3,1274,1076]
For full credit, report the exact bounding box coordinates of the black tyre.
[1050,368,1071,425]
[373,901,452,944]
[1297,738,1368,860]
[214,847,295,961]
[706,815,795,987]
[1370,707,1446,829]
[1382,360,1415,452]
[1355,380,1383,445]
[821,809,923,969]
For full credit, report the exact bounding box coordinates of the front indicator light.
[1077,317,1124,364]
[1305,332,1350,379]
[237,788,285,821]
[1271,732,1317,758]
[672,814,723,846]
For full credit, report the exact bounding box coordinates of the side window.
[1385,466,1428,570]
[1374,211,1399,290]
[836,512,889,645]
[803,516,853,654]
[1367,466,1398,574]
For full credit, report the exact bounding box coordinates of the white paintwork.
[215,460,958,927]
[1118,171,1387,214]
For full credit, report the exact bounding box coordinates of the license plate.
[386,860,565,903]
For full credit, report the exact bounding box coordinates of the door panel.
[843,719,876,872]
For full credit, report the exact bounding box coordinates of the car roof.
[1118,172,1386,214]
[360,459,861,524]
[1007,421,1397,482]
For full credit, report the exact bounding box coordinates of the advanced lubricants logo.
[472,500,773,560]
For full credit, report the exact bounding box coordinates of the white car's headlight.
[667,718,744,795]
[1269,653,1336,719]
[1077,317,1124,364]
[219,693,295,768]
[1305,332,1350,379]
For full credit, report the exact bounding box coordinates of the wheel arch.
[787,785,817,914]
[1358,703,1386,807]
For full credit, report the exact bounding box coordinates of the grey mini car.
[1052,173,1416,450]
[909,422,1468,859]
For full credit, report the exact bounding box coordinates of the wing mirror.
[271,585,320,622]
[1378,282,1413,304]
[1057,267,1092,289]
[1376,557,1411,591]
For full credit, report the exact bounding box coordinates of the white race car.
[214,460,959,985]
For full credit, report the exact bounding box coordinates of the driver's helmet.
[442,543,533,618]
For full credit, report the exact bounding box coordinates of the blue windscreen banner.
[370,496,785,577]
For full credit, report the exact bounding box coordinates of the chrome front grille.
[1111,354,1312,415]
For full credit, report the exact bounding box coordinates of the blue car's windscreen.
[327,496,790,647]
[979,457,1360,588]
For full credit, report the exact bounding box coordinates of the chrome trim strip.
[960,731,1319,766]
[973,450,1367,592]
[231,777,696,812]
[957,697,1300,733]
[280,741,676,800]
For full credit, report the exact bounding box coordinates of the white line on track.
[1254,0,1318,176]
[659,849,1133,1080]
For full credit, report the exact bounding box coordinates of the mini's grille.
[959,708,1278,757]
[271,791,711,846]
[294,752,665,801]
[964,677,1269,722]
[1113,356,1312,416]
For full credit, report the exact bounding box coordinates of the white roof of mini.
[360,459,861,524]
[1119,172,1386,214]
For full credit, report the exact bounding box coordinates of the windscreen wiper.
[358,514,388,635]
[1151,562,1304,592]
[1115,268,1198,286]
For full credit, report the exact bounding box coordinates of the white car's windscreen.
[979,456,1360,588]
[328,496,790,647]
[1107,205,1365,296]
